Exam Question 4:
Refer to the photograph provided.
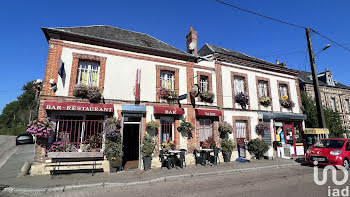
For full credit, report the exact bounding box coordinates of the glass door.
[283,122,296,156]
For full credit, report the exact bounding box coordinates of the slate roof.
[198,43,295,72]
[296,70,350,90]
[41,25,194,59]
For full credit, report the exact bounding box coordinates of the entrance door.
[122,124,140,169]
[283,123,296,156]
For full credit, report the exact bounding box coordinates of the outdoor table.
[167,150,182,168]
[200,149,213,165]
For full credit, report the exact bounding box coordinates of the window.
[77,61,100,87]
[279,84,288,98]
[331,98,336,111]
[346,99,350,113]
[234,76,245,94]
[200,76,209,93]
[160,71,174,90]
[199,119,212,142]
[160,118,173,142]
[258,81,268,97]
[236,120,247,139]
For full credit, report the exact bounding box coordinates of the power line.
[215,0,306,29]
[310,29,350,52]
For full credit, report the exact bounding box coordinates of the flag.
[58,62,65,78]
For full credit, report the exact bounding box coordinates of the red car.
[305,138,350,170]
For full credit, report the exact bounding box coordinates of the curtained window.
[346,99,350,113]
[234,76,245,94]
[236,120,247,139]
[279,84,288,98]
[199,119,212,142]
[258,81,268,97]
[200,76,208,93]
[77,61,100,87]
[160,71,174,90]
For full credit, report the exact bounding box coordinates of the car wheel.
[343,159,349,170]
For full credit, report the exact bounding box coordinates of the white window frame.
[279,84,288,98]
[346,99,350,113]
[236,120,247,139]
[77,60,100,87]
[234,76,245,94]
[160,71,175,90]
[258,81,268,97]
[200,76,209,93]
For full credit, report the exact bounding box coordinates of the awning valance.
[154,106,184,115]
[122,105,146,113]
[304,128,329,134]
[195,109,222,117]
[43,101,114,112]
[258,112,307,121]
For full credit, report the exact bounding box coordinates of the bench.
[47,152,104,177]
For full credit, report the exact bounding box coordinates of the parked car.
[305,138,350,170]
[16,133,34,145]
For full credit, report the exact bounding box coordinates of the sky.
[1,0,350,112]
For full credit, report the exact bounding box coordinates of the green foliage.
[219,121,233,134]
[177,118,195,138]
[110,157,123,168]
[200,91,215,103]
[104,136,123,160]
[247,138,270,159]
[221,138,236,153]
[141,134,155,157]
[301,91,345,137]
[146,120,160,130]
[0,81,39,136]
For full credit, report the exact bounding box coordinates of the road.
[0,135,34,188]
[32,165,345,197]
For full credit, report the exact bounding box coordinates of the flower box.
[234,92,249,109]
[200,91,215,103]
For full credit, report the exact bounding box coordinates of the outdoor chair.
[159,150,172,169]
[211,147,221,165]
[179,149,187,168]
[193,149,205,165]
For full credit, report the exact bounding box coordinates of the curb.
[2,163,301,195]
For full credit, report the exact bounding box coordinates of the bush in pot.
[141,133,155,171]
[247,138,270,159]
[221,139,236,162]
[104,135,123,172]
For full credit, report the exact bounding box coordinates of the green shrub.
[141,134,155,157]
[146,120,160,130]
[104,136,123,160]
[221,139,236,154]
[247,138,270,159]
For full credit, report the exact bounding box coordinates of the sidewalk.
[2,158,304,195]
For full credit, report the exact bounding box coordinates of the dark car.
[16,133,34,145]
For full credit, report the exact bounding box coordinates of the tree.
[301,91,345,137]
[0,81,39,135]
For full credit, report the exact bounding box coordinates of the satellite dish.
[190,84,200,97]
[189,42,196,50]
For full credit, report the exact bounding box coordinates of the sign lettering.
[43,102,114,112]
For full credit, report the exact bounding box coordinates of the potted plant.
[280,95,295,109]
[259,96,271,107]
[104,134,123,172]
[221,139,236,162]
[27,119,53,158]
[202,136,216,149]
[48,142,65,152]
[87,86,101,103]
[247,138,270,160]
[255,122,269,135]
[110,157,123,172]
[85,135,101,152]
[104,117,121,138]
[219,121,233,138]
[161,139,176,153]
[200,91,215,103]
[73,84,89,98]
[146,120,160,130]
[141,134,155,171]
[234,92,249,109]
[177,118,195,138]
[158,88,178,103]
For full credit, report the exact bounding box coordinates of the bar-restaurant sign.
[43,101,114,112]
[195,109,222,117]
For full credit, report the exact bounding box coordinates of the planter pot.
[222,152,232,162]
[143,156,152,171]
[90,148,100,152]
[109,163,122,173]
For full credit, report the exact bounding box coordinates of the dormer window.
[326,71,335,86]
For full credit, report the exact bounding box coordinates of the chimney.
[186,26,197,56]
[276,60,279,64]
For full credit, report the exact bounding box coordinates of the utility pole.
[305,28,327,128]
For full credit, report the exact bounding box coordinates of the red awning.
[154,106,184,115]
[195,109,222,117]
[43,101,114,112]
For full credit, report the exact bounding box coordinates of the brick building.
[32,25,305,173]
[297,69,350,130]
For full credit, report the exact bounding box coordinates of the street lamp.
[314,44,331,57]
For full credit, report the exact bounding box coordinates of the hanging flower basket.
[255,122,270,135]
[73,84,89,98]
[27,119,53,146]
[280,95,295,109]
[219,121,233,134]
[87,86,101,103]
[200,91,215,103]
[146,120,160,130]
[177,118,195,138]
[158,88,178,103]
[234,92,249,109]
[104,117,121,139]
[259,96,271,107]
